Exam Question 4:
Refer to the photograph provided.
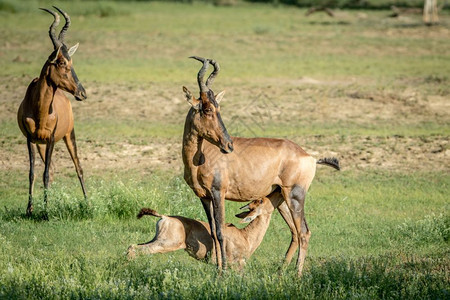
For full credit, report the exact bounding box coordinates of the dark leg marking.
[43,135,55,209]
[26,137,36,216]
[211,171,226,270]
[201,198,218,265]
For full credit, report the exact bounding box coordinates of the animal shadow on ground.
[2,206,49,222]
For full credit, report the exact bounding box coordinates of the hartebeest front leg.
[211,187,227,271]
[43,135,55,212]
[64,129,87,198]
[26,137,36,216]
[201,198,223,268]
[36,144,54,184]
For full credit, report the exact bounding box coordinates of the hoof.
[127,245,137,260]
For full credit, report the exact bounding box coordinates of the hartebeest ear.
[183,86,201,111]
[235,208,259,224]
[238,213,258,224]
[68,43,79,57]
[215,90,226,104]
[235,211,249,219]
[49,45,62,64]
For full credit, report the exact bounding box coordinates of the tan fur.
[128,194,284,270]
[182,87,338,276]
[17,9,87,216]
[182,58,339,275]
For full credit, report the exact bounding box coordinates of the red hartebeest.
[182,57,340,275]
[17,7,87,217]
[127,193,285,270]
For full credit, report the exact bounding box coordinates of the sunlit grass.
[0,170,448,298]
[1,2,449,298]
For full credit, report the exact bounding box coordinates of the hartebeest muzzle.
[72,68,87,101]
[220,140,234,154]
[218,116,233,154]
[74,84,87,101]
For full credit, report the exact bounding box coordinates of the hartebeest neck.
[182,108,204,167]
[241,213,273,255]
[29,63,57,126]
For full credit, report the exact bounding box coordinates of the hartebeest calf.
[182,57,340,275]
[127,193,284,269]
[17,7,87,216]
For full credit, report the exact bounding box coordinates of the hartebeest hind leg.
[26,137,36,216]
[278,201,312,267]
[63,129,87,198]
[281,184,308,276]
[277,201,298,265]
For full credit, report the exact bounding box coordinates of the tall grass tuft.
[396,213,450,244]
[0,175,201,221]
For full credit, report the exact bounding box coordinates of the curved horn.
[53,6,70,44]
[40,8,62,49]
[206,59,220,88]
[190,56,210,94]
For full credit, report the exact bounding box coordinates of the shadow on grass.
[1,206,49,222]
[300,254,449,299]
[308,21,351,26]
[393,22,426,28]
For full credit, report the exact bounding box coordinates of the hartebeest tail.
[137,208,162,219]
[317,157,340,171]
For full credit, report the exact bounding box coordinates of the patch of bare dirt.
[2,78,449,177]
[302,135,449,172]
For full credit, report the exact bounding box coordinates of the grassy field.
[0,1,449,299]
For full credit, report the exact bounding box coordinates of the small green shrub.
[397,214,450,244]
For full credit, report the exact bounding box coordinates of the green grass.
[1,2,449,84]
[0,170,448,299]
[1,2,449,299]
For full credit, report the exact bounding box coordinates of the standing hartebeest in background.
[182,57,340,275]
[127,192,285,270]
[423,0,439,25]
[17,7,87,217]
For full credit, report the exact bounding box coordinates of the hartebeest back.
[17,7,87,217]
[182,57,340,275]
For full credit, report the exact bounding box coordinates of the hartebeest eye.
[203,108,214,115]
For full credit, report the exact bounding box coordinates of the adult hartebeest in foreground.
[17,7,87,217]
[182,57,340,275]
[127,192,285,270]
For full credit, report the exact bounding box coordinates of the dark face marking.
[193,93,233,153]
[206,90,219,108]
[71,67,86,101]
[47,46,86,101]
